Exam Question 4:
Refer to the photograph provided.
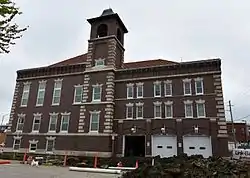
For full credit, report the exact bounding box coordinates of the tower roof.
[87,8,128,33]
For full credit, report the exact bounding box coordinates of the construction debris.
[121,155,250,178]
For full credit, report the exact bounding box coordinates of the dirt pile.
[121,155,250,178]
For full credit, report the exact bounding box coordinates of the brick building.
[4,9,228,158]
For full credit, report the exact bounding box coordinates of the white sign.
[232,149,250,159]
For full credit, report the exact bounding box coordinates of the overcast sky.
[0,0,250,124]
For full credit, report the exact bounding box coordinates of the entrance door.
[124,136,145,157]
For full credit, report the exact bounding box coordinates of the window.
[32,113,41,132]
[29,140,37,152]
[165,101,173,118]
[95,58,105,66]
[183,79,192,95]
[126,103,133,119]
[46,138,55,152]
[127,83,134,99]
[136,103,143,119]
[60,113,70,132]
[195,78,204,95]
[154,101,162,118]
[196,99,206,118]
[184,100,193,118]
[16,114,25,132]
[136,83,143,98]
[90,111,100,132]
[48,113,58,132]
[52,79,62,105]
[20,82,31,107]
[36,81,46,106]
[73,85,83,104]
[164,80,172,96]
[154,81,161,97]
[92,84,102,102]
[13,138,21,150]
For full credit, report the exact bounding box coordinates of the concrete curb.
[0,160,11,164]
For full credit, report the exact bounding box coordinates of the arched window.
[97,24,108,38]
[117,28,122,42]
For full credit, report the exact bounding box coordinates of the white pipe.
[108,166,136,170]
[69,167,121,174]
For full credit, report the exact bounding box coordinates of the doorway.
[124,136,145,157]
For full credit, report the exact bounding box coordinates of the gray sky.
[0,0,250,124]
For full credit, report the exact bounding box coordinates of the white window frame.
[48,113,58,132]
[136,102,144,119]
[45,136,55,153]
[13,136,22,151]
[153,101,162,119]
[20,82,31,107]
[164,101,173,118]
[196,99,206,118]
[136,83,143,98]
[164,80,172,96]
[184,100,193,118]
[29,140,38,153]
[60,112,71,132]
[36,80,46,106]
[32,113,42,132]
[94,58,105,67]
[154,81,161,97]
[194,77,204,95]
[183,78,192,96]
[16,113,25,132]
[52,79,63,106]
[126,103,134,119]
[126,83,134,99]
[92,84,102,102]
[89,111,101,133]
[73,84,83,104]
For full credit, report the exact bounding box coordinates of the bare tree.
[0,0,27,54]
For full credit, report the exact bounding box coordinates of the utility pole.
[229,100,237,148]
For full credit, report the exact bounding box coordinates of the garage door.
[152,135,177,158]
[183,136,212,158]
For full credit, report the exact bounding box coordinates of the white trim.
[48,113,58,132]
[195,78,204,95]
[165,103,173,118]
[20,82,31,107]
[153,101,162,106]
[126,103,134,107]
[153,102,162,119]
[60,113,71,133]
[33,113,42,117]
[126,83,134,87]
[126,83,134,99]
[46,139,55,153]
[17,113,26,117]
[36,80,46,106]
[196,103,206,118]
[32,114,42,132]
[126,104,133,119]
[195,99,205,104]
[49,112,59,116]
[29,139,39,144]
[153,81,161,97]
[183,100,193,104]
[183,78,192,96]
[184,103,193,118]
[94,58,105,67]
[92,83,103,87]
[13,137,21,150]
[46,136,56,141]
[136,104,144,119]
[54,78,63,82]
[164,81,172,96]
[136,83,143,98]
[135,102,144,106]
[16,114,25,132]
[52,80,62,106]
[89,111,100,133]
[29,141,38,153]
[23,81,31,85]
[13,135,22,140]
[92,84,102,102]
[73,85,83,104]
[182,78,192,82]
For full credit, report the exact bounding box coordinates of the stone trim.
[164,80,172,84]
[38,80,47,84]
[33,113,42,117]
[49,112,59,116]
[136,82,144,86]
[153,80,161,85]
[153,101,162,105]
[164,101,173,105]
[29,139,39,144]
[194,77,203,82]
[46,136,56,140]
[78,105,85,132]
[135,102,144,106]
[195,99,205,104]
[17,113,26,117]
[182,78,191,82]
[61,112,71,116]
[54,78,63,82]
[126,103,134,107]
[183,100,193,104]
[13,135,22,139]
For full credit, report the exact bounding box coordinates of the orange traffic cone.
[135,160,138,169]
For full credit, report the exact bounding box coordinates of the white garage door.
[152,135,177,158]
[183,136,212,158]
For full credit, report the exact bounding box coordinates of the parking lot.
[0,164,121,178]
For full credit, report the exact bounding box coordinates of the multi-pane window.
[46,139,55,152]
[127,83,134,99]
[52,79,62,105]
[136,103,143,119]
[183,79,192,95]
[29,141,37,152]
[90,111,100,132]
[196,100,206,118]
[36,81,46,106]
[154,101,162,118]
[136,83,143,98]
[95,58,105,66]
[195,78,204,95]
[13,138,21,150]
[48,114,58,132]
[92,84,102,101]
[126,103,133,119]
[154,81,161,97]
[165,101,173,118]
[16,114,25,131]
[32,114,41,132]
[184,100,193,118]
[60,113,70,132]
[73,85,83,104]
[20,82,31,107]
[164,80,172,96]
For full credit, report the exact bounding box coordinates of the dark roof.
[49,54,88,67]
[101,8,115,16]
